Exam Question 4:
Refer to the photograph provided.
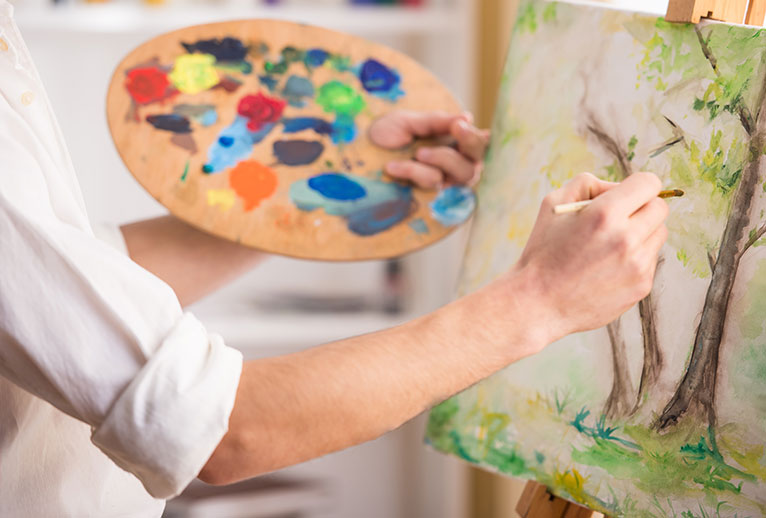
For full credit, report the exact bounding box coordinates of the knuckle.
[590,206,611,232]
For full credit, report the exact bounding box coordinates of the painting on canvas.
[426,1,766,515]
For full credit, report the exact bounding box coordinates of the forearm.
[121,216,265,307]
[200,266,550,485]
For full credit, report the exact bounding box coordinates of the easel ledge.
[511,2,764,514]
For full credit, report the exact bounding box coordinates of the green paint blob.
[316,80,366,117]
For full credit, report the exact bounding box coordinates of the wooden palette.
[107,19,474,261]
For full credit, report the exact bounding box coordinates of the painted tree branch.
[604,320,634,419]
[694,26,756,135]
[742,222,766,254]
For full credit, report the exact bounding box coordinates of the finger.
[402,110,462,139]
[451,119,490,162]
[416,146,477,184]
[629,197,670,242]
[592,172,662,217]
[545,172,618,207]
[385,160,444,189]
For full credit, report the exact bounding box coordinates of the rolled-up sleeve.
[0,5,243,499]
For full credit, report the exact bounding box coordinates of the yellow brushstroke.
[169,54,220,95]
[21,91,34,106]
[0,38,8,52]
[207,189,236,211]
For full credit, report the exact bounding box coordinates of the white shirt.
[0,4,244,516]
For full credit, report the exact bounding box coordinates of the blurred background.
[10,0,665,516]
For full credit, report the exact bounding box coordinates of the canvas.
[425,1,766,516]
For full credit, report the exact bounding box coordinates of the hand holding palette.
[107,20,474,261]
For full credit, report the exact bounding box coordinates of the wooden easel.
[512,1,765,516]
[665,0,766,25]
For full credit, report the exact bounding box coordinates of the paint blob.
[273,140,325,166]
[146,114,192,134]
[259,75,279,92]
[215,76,243,93]
[357,59,404,101]
[429,186,476,226]
[207,188,236,210]
[290,173,413,236]
[125,66,175,105]
[173,104,218,126]
[308,173,367,200]
[408,218,429,235]
[305,49,329,68]
[282,117,334,137]
[238,92,286,131]
[229,160,278,211]
[183,37,249,63]
[169,54,220,95]
[204,117,277,173]
[282,75,315,108]
[316,80,366,117]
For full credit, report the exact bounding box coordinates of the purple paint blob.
[273,140,325,166]
[147,114,192,134]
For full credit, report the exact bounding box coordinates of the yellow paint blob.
[0,38,8,52]
[207,189,236,211]
[21,91,34,106]
[169,54,220,95]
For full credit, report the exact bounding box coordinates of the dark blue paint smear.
[219,136,235,147]
[273,140,325,166]
[308,173,367,201]
[147,114,192,134]
[347,197,413,237]
[182,37,248,62]
[259,75,279,92]
[305,49,329,68]
[282,117,334,136]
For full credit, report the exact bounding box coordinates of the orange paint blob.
[229,160,278,211]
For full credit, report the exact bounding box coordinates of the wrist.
[478,264,560,359]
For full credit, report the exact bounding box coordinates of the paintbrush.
[553,189,685,215]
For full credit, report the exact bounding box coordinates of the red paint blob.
[229,160,278,211]
[237,92,287,132]
[125,67,174,105]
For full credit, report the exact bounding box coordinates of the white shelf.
[13,3,460,35]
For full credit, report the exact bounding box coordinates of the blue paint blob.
[408,218,429,235]
[204,116,277,174]
[305,49,329,68]
[282,117,334,136]
[357,59,404,101]
[308,173,367,201]
[146,114,192,134]
[290,173,413,236]
[199,108,218,127]
[259,75,279,92]
[274,140,325,166]
[429,186,476,226]
[282,75,315,108]
[331,114,357,144]
[182,37,248,62]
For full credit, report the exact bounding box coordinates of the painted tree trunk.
[656,133,766,430]
[585,118,664,417]
[604,319,634,419]
[634,292,663,411]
